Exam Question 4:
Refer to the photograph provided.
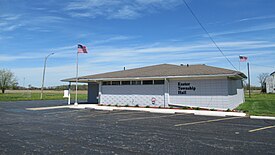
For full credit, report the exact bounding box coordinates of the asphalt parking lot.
[0,101,274,154]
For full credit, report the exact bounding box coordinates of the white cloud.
[0,54,39,62]
[12,65,76,87]
[0,52,56,62]
[93,35,140,45]
[0,14,21,21]
[1,24,24,32]
[3,39,275,87]
[0,36,13,40]
[237,15,275,22]
[33,16,66,23]
[109,5,141,19]
[136,0,183,9]
[0,14,24,32]
[209,22,275,37]
[0,22,8,27]
[64,0,183,19]
[2,39,273,62]
[0,35,140,62]
[66,0,120,10]
[0,13,67,33]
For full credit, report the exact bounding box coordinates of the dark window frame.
[154,80,165,85]
[111,81,120,85]
[102,81,111,85]
[143,80,153,85]
[132,81,142,85]
[121,81,131,85]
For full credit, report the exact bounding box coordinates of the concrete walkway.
[69,104,247,117]
[26,104,275,120]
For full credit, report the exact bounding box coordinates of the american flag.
[239,56,248,62]
[77,44,88,53]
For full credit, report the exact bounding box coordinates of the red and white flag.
[77,44,88,53]
[239,56,247,62]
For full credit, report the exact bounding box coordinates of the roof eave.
[61,73,245,82]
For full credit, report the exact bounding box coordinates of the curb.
[192,111,246,117]
[194,111,226,117]
[147,109,176,114]
[250,116,275,120]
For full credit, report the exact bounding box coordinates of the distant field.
[1,90,275,117]
[0,90,87,101]
[237,93,275,116]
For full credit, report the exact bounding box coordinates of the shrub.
[181,106,188,109]
[210,108,215,111]
[195,107,200,110]
[107,104,111,106]
[226,108,231,112]
[125,104,129,107]
[135,104,139,107]
[169,106,173,109]
[145,105,150,108]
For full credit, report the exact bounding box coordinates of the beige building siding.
[100,84,165,107]
[96,78,245,110]
[169,78,244,110]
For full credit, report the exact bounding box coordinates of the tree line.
[0,69,88,93]
[14,85,88,91]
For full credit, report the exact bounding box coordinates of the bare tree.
[258,73,269,93]
[0,69,18,93]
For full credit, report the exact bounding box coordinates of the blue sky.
[0,0,275,87]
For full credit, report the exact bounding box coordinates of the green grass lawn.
[0,92,87,101]
[236,93,275,116]
[1,90,275,116]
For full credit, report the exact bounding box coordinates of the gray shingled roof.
[61,64,246,82]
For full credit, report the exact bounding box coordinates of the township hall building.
[62,64,247,110]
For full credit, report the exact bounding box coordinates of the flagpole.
[74,51,79,105]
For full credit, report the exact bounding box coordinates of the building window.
[154,80,165,85]
[121,81,131,85]
[143,80,153,85]
[111,81,120,85]
[132,81,142,85]
[102,81,111,85]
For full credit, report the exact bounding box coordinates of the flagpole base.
[74,102,78,106]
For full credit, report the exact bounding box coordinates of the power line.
[182,0,238,70]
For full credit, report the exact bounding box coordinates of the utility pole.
[40,52,54,100]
